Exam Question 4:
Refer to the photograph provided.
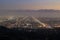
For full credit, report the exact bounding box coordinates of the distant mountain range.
[0,9,60,12]
[0,9,60,18]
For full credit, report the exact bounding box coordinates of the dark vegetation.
[0,26,60,40]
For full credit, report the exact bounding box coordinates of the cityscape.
[0,0,60,40]
[0,16,60,29]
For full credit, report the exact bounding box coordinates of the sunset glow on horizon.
[0,0,60,10]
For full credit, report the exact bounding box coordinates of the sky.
[0,0,60,10]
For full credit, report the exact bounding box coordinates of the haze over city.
[0,0,60,17]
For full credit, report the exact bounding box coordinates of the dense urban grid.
[0,16,60,29]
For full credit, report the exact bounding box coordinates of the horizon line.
[0,9,60,10]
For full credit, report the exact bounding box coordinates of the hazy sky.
[0,0,60,10]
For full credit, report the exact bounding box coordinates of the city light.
[0,16,60,29]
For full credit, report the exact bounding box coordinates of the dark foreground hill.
[0,26,60,40]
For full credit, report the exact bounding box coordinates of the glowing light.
[32,16,46,27]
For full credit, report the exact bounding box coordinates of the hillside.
[0,26,60,40]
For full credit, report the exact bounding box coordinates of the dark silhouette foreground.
[0,26,60,40]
